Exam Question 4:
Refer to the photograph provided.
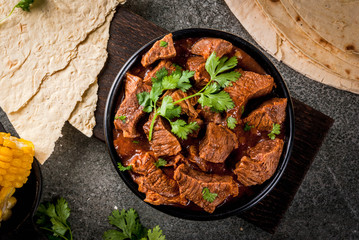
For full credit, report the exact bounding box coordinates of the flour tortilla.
[224,0,359,94]
[288,0,359,54]
[7,11,115,163]
[69,80,99,137]
[254,0,359,81]
[0,0,122,113]
[280,0,359,68]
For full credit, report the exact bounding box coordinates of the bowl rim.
[104,28,295,221]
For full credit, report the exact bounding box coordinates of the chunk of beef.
[141,33,176,67]
[114,75,150,138]
[174,164,239,213]
[130,152,187,206]
[224,71,274,121]
[188,145,210,172]
[140,188,188,206]
[125,73,142,97]
[198,106,225,125]
[191,38,233,59]
[199,123,238,163]
[170,89,198,118]
[234,47,266,75]
[244,98,287,131]
[144,60,177,83]
[233,138,284,186]
[186,56,210,88]
[143,114,181,157]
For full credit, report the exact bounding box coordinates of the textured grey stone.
[1,0,358,239]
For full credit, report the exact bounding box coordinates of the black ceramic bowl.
[0,124,42,236]
[104,28,295,220]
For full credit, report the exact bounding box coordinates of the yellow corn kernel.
[0,147,12,157]
[2,139,16,149]
[0,161,10,169]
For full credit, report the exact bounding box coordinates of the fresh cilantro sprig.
[268,123,281,140]
[0,0,34,23]
[154,158,167,168]
[103,208,166,240]
[202,187,218,203]
[118,162,132,172]
[137,51,240,141]
[35,198,73,240]
[227,117,237,129]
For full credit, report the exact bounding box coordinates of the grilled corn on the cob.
[0,133,34,222]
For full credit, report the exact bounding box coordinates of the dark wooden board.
[94,7,334,233]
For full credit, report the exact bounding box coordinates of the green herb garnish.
[132,140,139,144]
[154,158,167,168]
[117,162,132,171]
[202,187,218,203]
[137,52,240,141]
[159,40,168,47]
[35,197,73,240]
[103,208,166,240]
[243,122,254,132]
[268,123,281,140]
[115,115,126,123]
[0,0,34,23]
[227,117,237,129]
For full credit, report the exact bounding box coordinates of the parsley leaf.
[202,187,218,203]
[154,158,167,168]
[103,208,166,240]
[177,70,194,92]
[137,91,153,113]
[118,162,132,172]
[159,41,168,47]
[244,122,254,132]
[162,74,180,90]
[159,96,181,119]
[198,83,235,112]
[133,140,139,144]
[227,117,237,129]
[115,115,126,123]
[205,52,240,88]
[268,123,281,140]
[147,226,166,240]
[170,120,199,140]
[0,0,34,23]
[35,198,73,240]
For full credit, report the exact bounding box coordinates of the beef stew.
[111,32,290,214]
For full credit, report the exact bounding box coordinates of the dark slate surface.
[0,0,358,239]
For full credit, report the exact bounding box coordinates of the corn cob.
[0,132,34,222]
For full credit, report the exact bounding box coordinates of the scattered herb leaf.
[118,162,132,172]
[154,158,167,168]
[115,115,127,123]
[227,117,237,129]
[202,187,218,203]
[268,123,281,140]
[103,208,166,240]
[35,197,73,240]
[243,122,254,132]
[159,41,168,47]
[241,105,245,114]
[132,140,139,144]
[0,0,34,23]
